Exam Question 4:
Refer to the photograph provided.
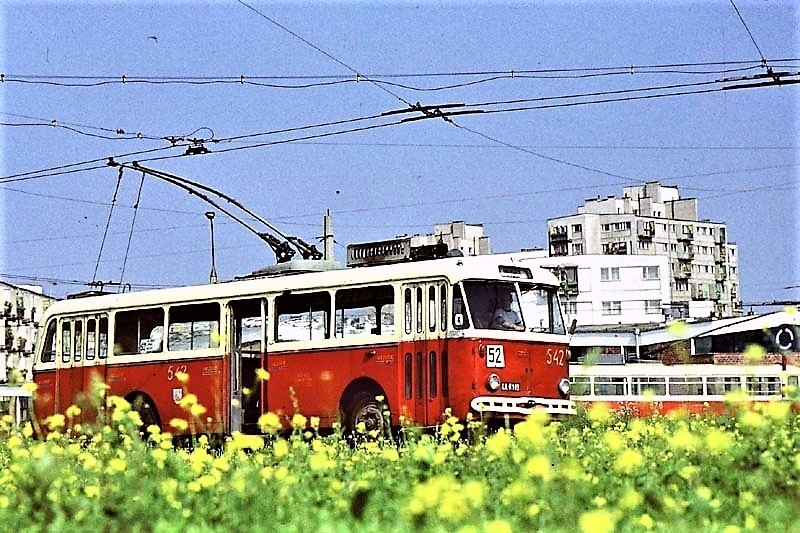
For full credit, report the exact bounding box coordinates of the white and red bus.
[32,256,574,435]
[570,362,800,415]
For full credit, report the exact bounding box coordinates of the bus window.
[41,320,56,363]
[404,289,412,335]
[440,284,447,331]
[462,281,525,331]
[416,288,423,334]
[746,376,781,396]
[668,376,703,396]
[86,319,96,361]
[630,376,666,396]
[74,320,83,362]
[276,292,330,342]
[706,376,741,395]
[98,316,108,359]
[570,376,590,396]
[452,285,468,330]
[428,286,436,332]
[168,303,221,351]
[594,377,627,396]
[519,284,566,335]
[114,308,164,355]
[61,321,72,363]
[334,285,393,338]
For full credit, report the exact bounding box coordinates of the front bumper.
[470,395,577,417]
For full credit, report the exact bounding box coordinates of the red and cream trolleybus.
[570,362,800,415]
[32,254,574,436]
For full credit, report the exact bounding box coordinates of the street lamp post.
[205,211,218,284]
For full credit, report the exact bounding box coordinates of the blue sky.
[1,1,797,305]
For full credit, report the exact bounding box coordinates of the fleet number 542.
[546,347,567,366]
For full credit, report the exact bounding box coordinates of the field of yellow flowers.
[2,395,800,532]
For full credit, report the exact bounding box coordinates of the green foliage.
[2,401,800,531]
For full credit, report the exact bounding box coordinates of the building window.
[571,224,582,233]
[642,265,660,280]
[601,267,620,282]
[563,301,577,316]
[645,300,662,314]
[571,243,583,255]
[602,301,622,315]
[638,240,651,250]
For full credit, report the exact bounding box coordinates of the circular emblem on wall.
[774,324,797,352]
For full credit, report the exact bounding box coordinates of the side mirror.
[568,318,577,336]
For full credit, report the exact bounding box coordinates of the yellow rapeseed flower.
[587,403,613,425]
[484,520,513,533]
[614,449,644,474]
[65,405,82,418]
[175,371,189,383]
[743,344,766,364]
[84,485,100,498]
[46,414,66,430]
[485,428,513,458]
[255,368,270,382]
[291,413,307,430]
[705,428,732,454]
[178,393,198,408]
[22,381,38,393]
[273,439,289,458]
[579,508,617,533]
[169,418,189,431]
[524,454,553,481]
[190,403,207,417]
[258,412,282,434]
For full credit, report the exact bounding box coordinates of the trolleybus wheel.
[127,393,160,438]
[346,390,388,439]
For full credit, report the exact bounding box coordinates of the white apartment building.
[1,281,56,382]
[546,182,741,319]
[512,253,671,326]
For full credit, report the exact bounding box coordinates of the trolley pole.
[205,211,218,283]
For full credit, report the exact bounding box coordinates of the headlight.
[558,378,570,398]
[487,373,501,392]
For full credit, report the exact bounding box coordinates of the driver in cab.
[492,292,525,331]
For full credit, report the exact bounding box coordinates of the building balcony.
[549,231,569,243]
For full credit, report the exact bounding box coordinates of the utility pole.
[323,209,334,261]
[205,211,218,283]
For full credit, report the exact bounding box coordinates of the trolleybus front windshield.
[460,280,565,334]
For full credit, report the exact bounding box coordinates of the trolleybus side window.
[706,376,741,395]
[668,376,703,396]
[74,320,83,362]
[630,376,666,395]
[440,283,447,332]
[452,285,468,330]
[168,302,221,351]
[61,321,72,363]
[114,307,165,355]
[594,376,627,396]
[428,286,436,332]
[745,376,781,396]
[334,285,394,338]
[404,289,412,334]
[570,376,591,396]
[276,292,330,342]
[416,287,423,334]
[41,320,57,363]
[98,316,109,359]
[86,318,96,360]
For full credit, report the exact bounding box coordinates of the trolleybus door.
[402,282,447,426]
[56,317,83,413]
[228,298,266,434]
[81,314,109,405]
